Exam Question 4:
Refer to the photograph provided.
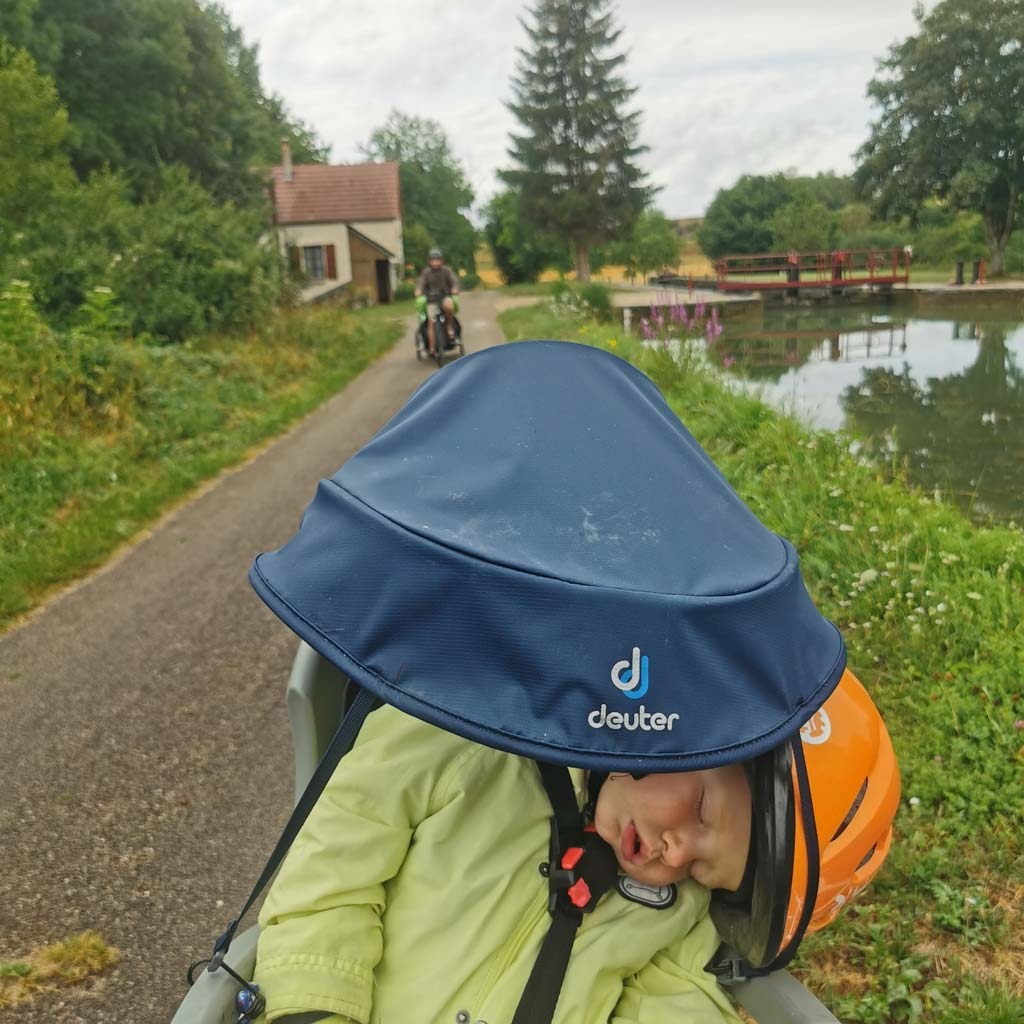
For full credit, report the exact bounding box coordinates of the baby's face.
[592,764,752,891]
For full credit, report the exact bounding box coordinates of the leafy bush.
[549,279,573,303]
[771,196,838,252]
[111,167,281,343]
[0,282,142,438]
[461,272,480,291]
[840,225,908,251]
[394,281,415,301]
[578,282,613,322]
[912,214,987,265]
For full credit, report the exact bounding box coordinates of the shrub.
[549,279,573,303]
[394,281,415,301]
[111,167,281,343]
[461,272,480,291]
[578,282,613,322]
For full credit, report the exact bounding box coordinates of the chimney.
[281,139,293,183]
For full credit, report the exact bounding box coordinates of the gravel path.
[0,293,509,1023]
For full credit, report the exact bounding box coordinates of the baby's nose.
[660,832,693,870]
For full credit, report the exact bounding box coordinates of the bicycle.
[416,290,464,367]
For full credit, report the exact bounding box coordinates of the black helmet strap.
[767,738,820,971]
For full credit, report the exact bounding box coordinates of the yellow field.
[474,237,712,287]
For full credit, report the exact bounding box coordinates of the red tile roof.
[268,161,401,225]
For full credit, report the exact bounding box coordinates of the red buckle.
[567,878,592,908]
[560,846,584,870]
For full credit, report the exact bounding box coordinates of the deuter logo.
[588,647,679,732]
[611,646,649,699]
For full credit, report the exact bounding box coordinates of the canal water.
[708,304,1024,525]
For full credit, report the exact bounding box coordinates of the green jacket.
[255,705,741,1024]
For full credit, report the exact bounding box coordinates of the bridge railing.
[715,248,912,291]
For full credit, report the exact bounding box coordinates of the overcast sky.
[218,0,935,219]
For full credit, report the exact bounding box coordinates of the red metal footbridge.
[715,247,912,292]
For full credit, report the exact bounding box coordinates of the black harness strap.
[512,763,619,1024]
[205,686,379,974]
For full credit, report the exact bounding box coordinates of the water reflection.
[712,310,1024,523]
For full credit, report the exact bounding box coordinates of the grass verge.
[0,932,117,1010]
[500,299,1024,1024]
[0,298,408,632]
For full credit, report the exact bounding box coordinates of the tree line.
[482,0,1024,282]
[3,0,1022,343]
[0,0,328,342]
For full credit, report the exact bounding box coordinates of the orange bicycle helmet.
[710,669,900,972]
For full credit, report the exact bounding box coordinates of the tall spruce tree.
[502,0,653,281]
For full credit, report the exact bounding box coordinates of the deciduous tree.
[770,195,838,253]
[484,189,568,283]
[624,209,681,281]
[856,0,1024,275]
[697,175,794,259]
[0,43,74,234]
[3,0,327,202]
[362,110,477,275]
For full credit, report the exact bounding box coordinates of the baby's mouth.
[620,821,646,864]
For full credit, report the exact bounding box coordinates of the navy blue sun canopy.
[251,341,845,771]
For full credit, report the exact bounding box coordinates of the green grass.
[0,300,406,631]
[488,280,557,296]
[909,265,1024,284]
[500,300,1024,1024]
[0,932,117,1009]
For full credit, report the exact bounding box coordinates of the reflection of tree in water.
[841,324,1024,522]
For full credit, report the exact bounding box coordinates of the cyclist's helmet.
[428,247,443,260]
[710,668,900,971]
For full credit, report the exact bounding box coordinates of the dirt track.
[0,293,509,1023]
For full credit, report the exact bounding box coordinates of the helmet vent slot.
[831,778,868,841]
[856,843,878,870]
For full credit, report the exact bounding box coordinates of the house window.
[303,245,325,281]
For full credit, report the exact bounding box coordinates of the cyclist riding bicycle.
[415,247,460,357]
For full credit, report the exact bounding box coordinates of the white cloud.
[220,0,934,217]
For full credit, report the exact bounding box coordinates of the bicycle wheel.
[433,319,447,367]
